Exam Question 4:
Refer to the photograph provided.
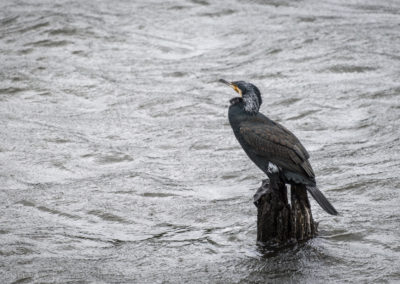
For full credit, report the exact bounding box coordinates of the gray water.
[1,0,400,283]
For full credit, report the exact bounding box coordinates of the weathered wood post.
[255,173,317,244]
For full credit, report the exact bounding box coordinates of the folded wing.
[239,119,315,178]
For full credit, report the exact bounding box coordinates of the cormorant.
[219,79,338,215]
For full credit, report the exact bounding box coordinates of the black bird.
[219,79,338,215]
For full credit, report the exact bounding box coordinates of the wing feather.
[239,120,315,178]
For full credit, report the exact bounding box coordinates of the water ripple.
[1,0,400,283]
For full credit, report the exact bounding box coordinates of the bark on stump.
[255,176,317,244]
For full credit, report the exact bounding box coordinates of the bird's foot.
[261,179,269,187]
[253,183,269,208]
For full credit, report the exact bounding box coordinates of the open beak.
[219,79,242,97]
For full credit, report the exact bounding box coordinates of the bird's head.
[219,79,262,114]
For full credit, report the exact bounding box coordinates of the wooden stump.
[255,176,317,244]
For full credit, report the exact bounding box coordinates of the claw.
[253,185,269,207]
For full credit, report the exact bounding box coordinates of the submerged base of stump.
[255,177,318,244]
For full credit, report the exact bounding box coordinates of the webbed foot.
[253,180,269,207]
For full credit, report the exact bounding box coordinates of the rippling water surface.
[1,0,400,283]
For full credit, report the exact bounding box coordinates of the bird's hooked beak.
[219,79,242,97]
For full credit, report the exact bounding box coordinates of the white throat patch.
[243,92,260,114]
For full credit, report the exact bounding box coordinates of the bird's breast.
[228,104,247,127]
[228,107,256,153]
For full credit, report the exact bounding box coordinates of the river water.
[1,0,400,283]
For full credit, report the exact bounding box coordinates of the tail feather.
[306,186,338,216]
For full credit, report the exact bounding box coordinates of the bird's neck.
[229,102,257,131]
[229,97,259,115]
[242,93,260,115]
